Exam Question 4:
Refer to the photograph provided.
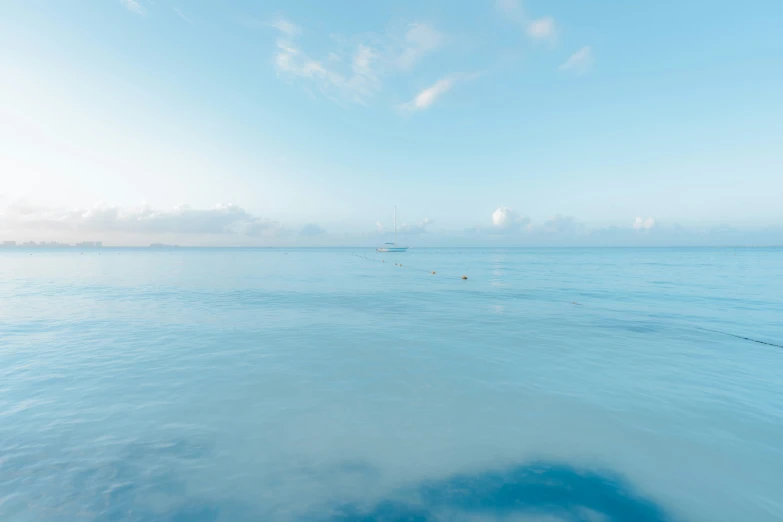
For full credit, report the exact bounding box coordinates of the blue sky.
[1,0,782,245]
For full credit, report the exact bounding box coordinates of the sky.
[1,0,782,246]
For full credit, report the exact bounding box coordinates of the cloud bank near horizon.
[1,202,278,235]
[1,202,780,246]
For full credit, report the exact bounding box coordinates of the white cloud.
[633,216,656,231]
[121,0,145,15]
[492,207,513,227]
[173,7,193,25]
[559,46,593,74]
[491,207,530,229]
[376,221,385,233]
[0,202,280,237]
[399,218,433,235]
[402,77,454,110]
[526,17,556,42]
[496,0,556,43]
[395,23,444,70]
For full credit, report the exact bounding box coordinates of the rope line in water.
[350,253,781,350]
[352,254,446,277]
[694,327,783,349]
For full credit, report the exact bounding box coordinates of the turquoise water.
[1,247,782,522]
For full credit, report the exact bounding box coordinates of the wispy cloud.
[272,19,381,104]
[496,0,524,23]
[267,17,446,106]
[172,7,193,25]
[401,72,481,111]
[395,23,444,70]
[496,0,556,44]
[270,18,300,36]
[121,0,145,16]
[526,16,556,42]
[559,46,593,74]
[402,77,454,110]
[353,45,377,77]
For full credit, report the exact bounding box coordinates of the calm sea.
[1,247,781,522]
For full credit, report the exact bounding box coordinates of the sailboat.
[376,206,408,252]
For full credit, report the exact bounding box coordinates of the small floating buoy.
[432,271,436,275]
[461,275,468,280]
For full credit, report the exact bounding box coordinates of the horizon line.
[2,245,782,250]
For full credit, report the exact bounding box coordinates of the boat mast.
[394,206,397,246]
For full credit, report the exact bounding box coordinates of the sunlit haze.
[2,0,782,245]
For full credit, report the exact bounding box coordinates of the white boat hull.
[376,247,408,252]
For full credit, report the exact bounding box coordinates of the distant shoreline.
[1,245,781,250]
